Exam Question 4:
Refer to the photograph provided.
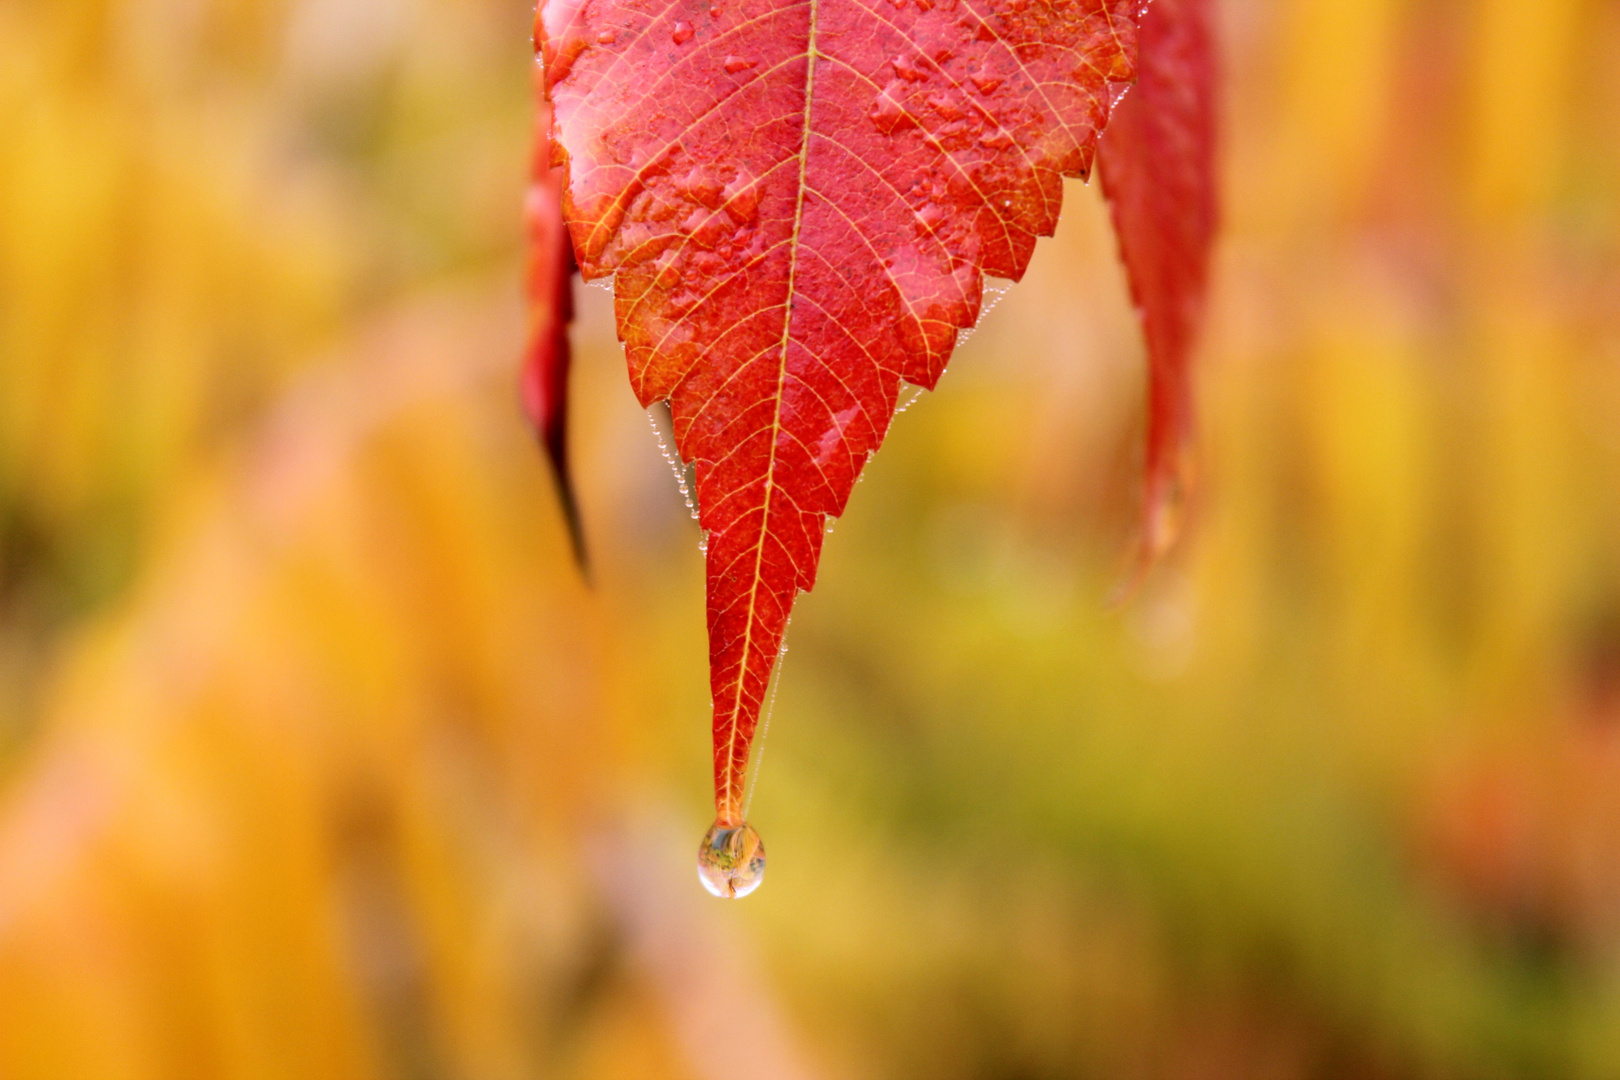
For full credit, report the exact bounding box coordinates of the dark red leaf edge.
[523,46,589,576]
[1098,0,1218,580]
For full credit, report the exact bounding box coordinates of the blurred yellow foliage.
[1,1,1619,1078]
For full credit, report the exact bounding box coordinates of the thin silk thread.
[741,622,790,820]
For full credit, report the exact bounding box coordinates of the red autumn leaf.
[522,54,588,573]
[1099,0,1217,570]
[539,0,1142,835]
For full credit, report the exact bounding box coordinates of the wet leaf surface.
[539,0,1141,824]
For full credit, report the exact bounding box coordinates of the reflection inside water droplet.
[697,820,766,898]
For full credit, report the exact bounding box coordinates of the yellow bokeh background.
[2,1,1619,1077]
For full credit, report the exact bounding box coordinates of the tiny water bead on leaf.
[697,820,766,899]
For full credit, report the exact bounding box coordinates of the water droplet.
[978,129,1013,149]
[596,28,617,44]
[916,202,947,230]
[547,38,585,82]
[724,183,761,224]
[682,165,726,208]
[723,54,756,74]
[891,55,926,82]
[970,73,1002,94]
[928,92,963,120]
[697,821,766,898]
[871,86,917,134]
[671,20,694,44]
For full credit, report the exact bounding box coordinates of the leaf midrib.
[720,0,821,823]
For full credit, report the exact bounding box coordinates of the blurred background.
[2,0,1619,1077]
